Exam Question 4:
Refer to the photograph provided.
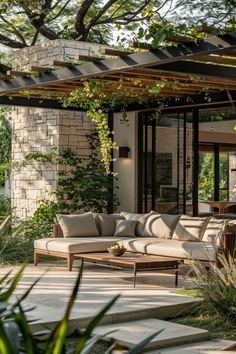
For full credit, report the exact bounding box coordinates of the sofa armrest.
[52,223,63,238]
[221,232,236,258]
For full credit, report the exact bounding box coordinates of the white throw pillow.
[172,215,209,242]
[114,219,137,237]
[143,213,180,239]
[98,214,123,236]
[56,212,99,238]
[120,212,150,236]
[202,217,226,245]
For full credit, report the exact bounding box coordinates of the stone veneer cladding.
[11,40,105,218]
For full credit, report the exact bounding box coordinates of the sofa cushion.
[145,239,217,262]
[172,215,209,242]
[118,238,158,253]
[114,220,137,237]
[143,213,180,239]
[98,214,123,236]
[120,212,150,236]
[56,212,99,238]
[202,217,226,245]
[34,237,123,254]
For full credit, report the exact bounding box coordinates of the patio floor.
[0,259,197,331]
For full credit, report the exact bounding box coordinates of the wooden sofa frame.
[34,224,236,271]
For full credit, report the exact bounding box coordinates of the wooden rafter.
[50,60,74,68]
[99,48,133,56]
[76,55,104,62]
[28,65,53,73]
[7,70,30,77]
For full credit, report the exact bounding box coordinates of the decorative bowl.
[107,247,126,256]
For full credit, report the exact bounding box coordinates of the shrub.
[193,254,236,324]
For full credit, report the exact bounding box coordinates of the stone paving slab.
[94,318,209,351]
[145,339,236,353]
[0,263,198,332]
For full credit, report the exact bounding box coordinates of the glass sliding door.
[138,111,193,214]
[199,107,236,211]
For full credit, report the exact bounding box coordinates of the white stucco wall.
[113,111,138,212]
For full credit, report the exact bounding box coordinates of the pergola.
[0,32,236,111]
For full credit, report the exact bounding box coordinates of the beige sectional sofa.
[34,211,236,271]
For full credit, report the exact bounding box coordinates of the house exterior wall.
[113,111,138,213]
[11,40,107,218]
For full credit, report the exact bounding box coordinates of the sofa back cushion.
[172,215,209,242]
[120,212,150,236]
[56,212,99,238]
[114,219,137,237]
[202,217,226,245]
[97,214,123,236]
[143,213,180,239]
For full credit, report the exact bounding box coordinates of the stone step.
[94,318,209,351]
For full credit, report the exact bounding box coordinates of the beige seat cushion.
[98,214,123,236]
[57,212,99,238]
[114,220,137,237]
[202,217,226,245]
[120,212,150,236]
[34,237,123,254]
[172,215,209,242]
[145,239,217,262]
[143,213,180,239]
[118,238,157,253]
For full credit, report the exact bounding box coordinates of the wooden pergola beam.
[28,65,53,73]
[76,55,104,62]
[50,60,74,68]
[99,47,133,56]
[7,70,31,77]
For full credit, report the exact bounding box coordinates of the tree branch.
[88,0,118,29]
[75,0,94,38]
[0,16,27,46]
[0,33,26,49]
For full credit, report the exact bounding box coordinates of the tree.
[136,0,236,47]
[0,0,164,49]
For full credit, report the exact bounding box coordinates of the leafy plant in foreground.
[193,253,236,324]
[0,265,161,353]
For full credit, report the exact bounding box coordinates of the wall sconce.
[119,146,130,158]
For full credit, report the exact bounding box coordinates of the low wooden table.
[77,252,180,287]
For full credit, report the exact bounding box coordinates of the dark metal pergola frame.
[0,32,236,112]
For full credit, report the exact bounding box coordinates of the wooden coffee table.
[77,252,180,287]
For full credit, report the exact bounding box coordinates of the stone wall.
[11,40,105,218]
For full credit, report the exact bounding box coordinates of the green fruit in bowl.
[111,243,125,249]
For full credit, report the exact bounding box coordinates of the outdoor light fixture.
[119,146,130,158]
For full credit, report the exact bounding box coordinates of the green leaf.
[0,265,26,302]
[0,320,15,354]
[127,329,164,354]
[75,294,120,353]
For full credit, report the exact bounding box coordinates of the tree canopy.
[0,0,164,48]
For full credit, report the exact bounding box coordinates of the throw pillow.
[114,219,137,237]
[172,215,209,242]
[98,214,123,236]
[120,212,150,236]
[202,217,226,245]
[56,212,99,238]
[143,213,180,239]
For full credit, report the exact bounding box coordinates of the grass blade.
[0,265,26,302]
[44,264,84,354]
[127,329,164,354]
[0,320,15,354]
[75,294,120,353]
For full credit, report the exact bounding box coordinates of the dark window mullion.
[151,119,156,211]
